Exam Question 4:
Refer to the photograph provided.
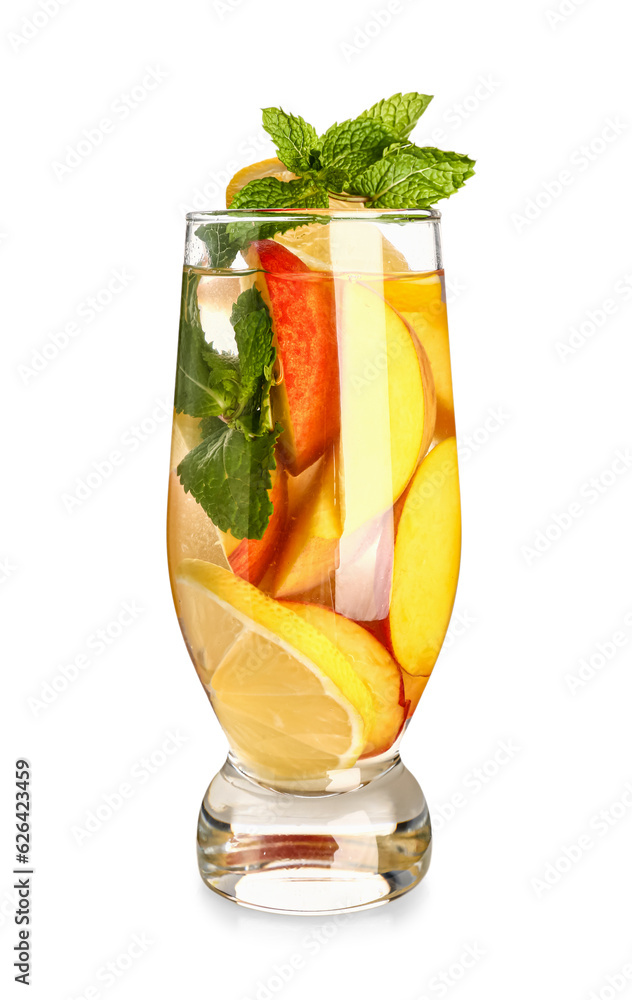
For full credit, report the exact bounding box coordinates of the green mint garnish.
[227,90,474,211]
[174,269,234,418]
[193,224,242,271]
[193,90,474,268]
[230,175,328,210]
[319,118,396,190]
[177,417,282,541]
[351,146,476,208]
[229,287,277,437]
[359,92,433,139]
[261,108,321,173]
[175,276,281,539]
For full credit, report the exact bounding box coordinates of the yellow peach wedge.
[384,275,456,439]
[388,437,461,676]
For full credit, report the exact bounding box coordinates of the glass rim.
[186,207,441,224]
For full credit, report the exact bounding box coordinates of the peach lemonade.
[170,239,461,778]
[168,92,474,910]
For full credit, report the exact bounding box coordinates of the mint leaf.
[202,352,241,418]
[230,175,328,210]
[194,224,242,270]
[262,108,320,173]
[319,118,396,188]
[352,146,475,208]
[174,272,222,417]
[229,287,276,437]
[359,92,433,139]
[177,417,281,539]
[175,278,277,432]
[175,286,281,538]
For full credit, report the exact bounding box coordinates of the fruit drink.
[168,228,461,786]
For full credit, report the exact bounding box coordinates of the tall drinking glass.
[167,209,461,913]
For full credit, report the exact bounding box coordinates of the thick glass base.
[197,754,431,914]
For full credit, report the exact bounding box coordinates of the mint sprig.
[194,91,473,268]
[175,278,281,538]
[229,91,474,212]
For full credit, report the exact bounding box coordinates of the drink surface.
[168,245,461,787]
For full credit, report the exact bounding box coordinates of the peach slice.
[271,449,341,599]
[336,280,436,536]
[388,437,461,676]
[281,601,405,757]
[229,467,289,586]
[402,673,430,719]
[246,240,340,476]
[384,275,456,439]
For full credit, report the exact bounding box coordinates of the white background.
[2,0,632,997]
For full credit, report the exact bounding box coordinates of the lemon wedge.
[174,560,375,780]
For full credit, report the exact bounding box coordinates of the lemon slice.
[276,219,409,274]
[280,602,405,757]
[226,158,297,207]
[174,560,375,780]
